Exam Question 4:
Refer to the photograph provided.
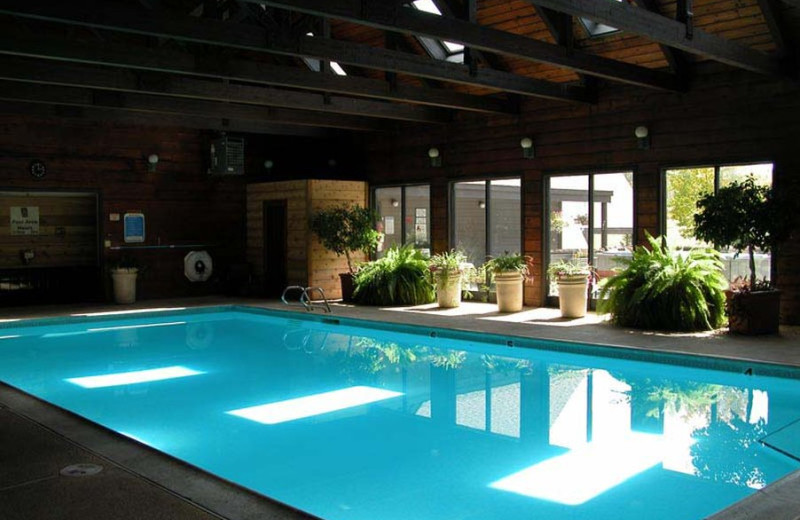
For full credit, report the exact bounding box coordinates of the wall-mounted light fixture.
[478,201,486,209]
[390,199,400,208]
[428,147,441,167]
[147,154,159,172]
[635,126,650,150]
[328,159,337,168]
[264,159,274,173]
[520,137,534,159]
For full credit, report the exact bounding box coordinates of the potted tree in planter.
[485,252,532,312]
[310,204,382,302]
[429,250,470,308]
[694,175,792,334]
[547,259,592,318]
[110,256,140,304]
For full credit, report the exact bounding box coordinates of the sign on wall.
[124,212,145,243]
[10,206,40,235]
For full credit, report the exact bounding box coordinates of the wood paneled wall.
[0,114,246,302]
[247,180,368,299]
[363,63,800,323]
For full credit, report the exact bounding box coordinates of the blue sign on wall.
[124,212,145,243]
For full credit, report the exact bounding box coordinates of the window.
[663,162,773,282]
[408,0,465,64]
[374,185,430,257]
[452,178,521,268]
[303,33,348,75]
[579,0,621,37]
[546,172,634,297]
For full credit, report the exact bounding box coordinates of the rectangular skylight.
[67,366,204,389]
[490,432,663,505]
[227,386,403,425]
[412,0,441,15]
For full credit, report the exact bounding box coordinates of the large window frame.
[660,160,775,282]
[449,176,524,268]
[544,169,637,306]
[372,183,431,258]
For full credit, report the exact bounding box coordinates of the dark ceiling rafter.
[246,0,682,91]
[0,56,452,124]
[756,0,797,70]
[634,0,689,80]
[0,29,515,115]
[0,0,591,104]
[0,99,330,137]
[0,79,389,132]
[523,0,780,75]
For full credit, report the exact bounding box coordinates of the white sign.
[10,206,40,235]
[384,216,395,235]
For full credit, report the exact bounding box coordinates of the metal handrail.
[281,285,309,309]
[301,286,332,313]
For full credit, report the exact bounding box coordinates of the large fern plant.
[353,244,435,306]
[597,233,727,331]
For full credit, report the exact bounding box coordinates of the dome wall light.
[147,154,159,172]
[428,147,441,167]
[635,126,650,150]
[264,159,274,173]
[391,199,400,208]
[520,137,534,159]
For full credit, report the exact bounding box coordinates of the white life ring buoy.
[184,250,213,282]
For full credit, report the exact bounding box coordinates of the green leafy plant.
[597,232,727,331]
[428,249,468,275]
[485,252,531,276]
[694,175,791,289]
[310,204,382,274]
[547,259,591,280]
[352,244,435,306]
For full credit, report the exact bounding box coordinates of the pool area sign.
[124,212,145,243]
[10,206,39,235]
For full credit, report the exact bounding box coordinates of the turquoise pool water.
[1,306,799,520]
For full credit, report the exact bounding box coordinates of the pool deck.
[1,296,800,520]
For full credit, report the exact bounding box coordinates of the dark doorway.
[262,199,288,297]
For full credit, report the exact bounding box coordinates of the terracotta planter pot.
[339,272,356,302]
[494,271,524,312]
[725,289,781,335]
[557,275,588,318]
[435,272,462,308]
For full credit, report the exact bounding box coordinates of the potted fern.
[429,250,470,308]
[693,176,791,334]
[352,244,434,306]
[597,233,727,331]
[485,252,531,312]
[547,259,591,318]
[310,204,382,301]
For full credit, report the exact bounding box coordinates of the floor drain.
[60,463,103,477]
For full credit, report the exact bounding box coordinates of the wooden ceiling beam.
[524,0,779,75]
[0,56,452,124]
[247,0,681,91]
[0,29,515,114]
[635,0,690,80]
[0,80,389,132]
[0,0,590,103]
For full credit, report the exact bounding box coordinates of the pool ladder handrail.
[281,285,331,313]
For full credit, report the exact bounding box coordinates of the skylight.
[409,1,465,64]
[303,32,348,75]
[579,0,621,37]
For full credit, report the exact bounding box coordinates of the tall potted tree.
[310,204,382,302]
[694,176,792,334]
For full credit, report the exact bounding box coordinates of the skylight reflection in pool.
[66,366,203,388]
[227,386,403,425]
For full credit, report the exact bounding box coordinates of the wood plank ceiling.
[0,0,795,134]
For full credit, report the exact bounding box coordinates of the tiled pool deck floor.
[1,296,799,520]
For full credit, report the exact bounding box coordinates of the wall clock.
[29,160,47,178]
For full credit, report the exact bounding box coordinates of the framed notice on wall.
[10,206,40,235]
[123,212,145,243]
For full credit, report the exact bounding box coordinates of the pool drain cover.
[60,463,104,477]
